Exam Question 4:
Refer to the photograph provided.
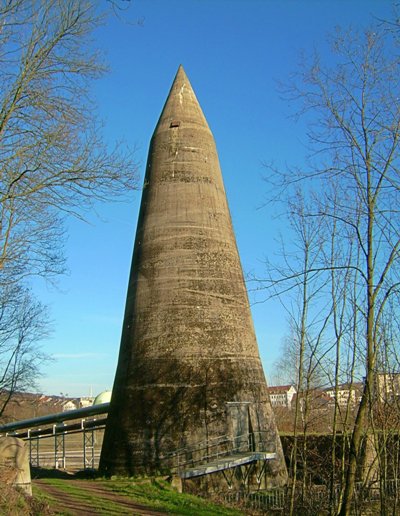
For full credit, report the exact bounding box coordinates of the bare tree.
[261,191,334,514]
[0,285,49,416]
[0,0,138,286]
[0,0,139,411]
[266,23,400,515]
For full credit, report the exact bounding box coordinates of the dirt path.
[34,478,167,515]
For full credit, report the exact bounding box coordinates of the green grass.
[36,477,243,515]
[104,478,242,515]
[32,484,71,515]
[35,480,129,515]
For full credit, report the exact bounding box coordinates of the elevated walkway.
[180,451,276,479]
[165,431,277,482]
[0,402,110,437]
[0,403,110,470]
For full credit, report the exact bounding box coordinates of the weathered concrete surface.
[0,436,32,495]
[100,66,287,487]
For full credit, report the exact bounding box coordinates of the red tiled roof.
[268,385,295,393]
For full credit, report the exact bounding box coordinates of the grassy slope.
[33,477,243,516]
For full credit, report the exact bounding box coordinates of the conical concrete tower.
[100,66,287,487]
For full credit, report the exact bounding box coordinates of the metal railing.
[164,431,276,473]
[0,403,110,435]
[0,404,109,471]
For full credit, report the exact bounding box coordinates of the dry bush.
[0,462,20,486]
[0,465,29,516]
[0,464,52,515]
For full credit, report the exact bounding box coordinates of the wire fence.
[223,488,286,511]
[222,479,400,513]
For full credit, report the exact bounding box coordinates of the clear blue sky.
[34,0,395,397]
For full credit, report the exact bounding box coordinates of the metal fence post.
[83,425,95,470]
[29,430,40,467]
[54,425,66,469]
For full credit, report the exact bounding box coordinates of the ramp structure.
[99,66,287,488]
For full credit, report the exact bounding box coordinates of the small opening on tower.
[170,120,180,128]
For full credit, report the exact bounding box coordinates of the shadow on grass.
[31,466,99,480]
